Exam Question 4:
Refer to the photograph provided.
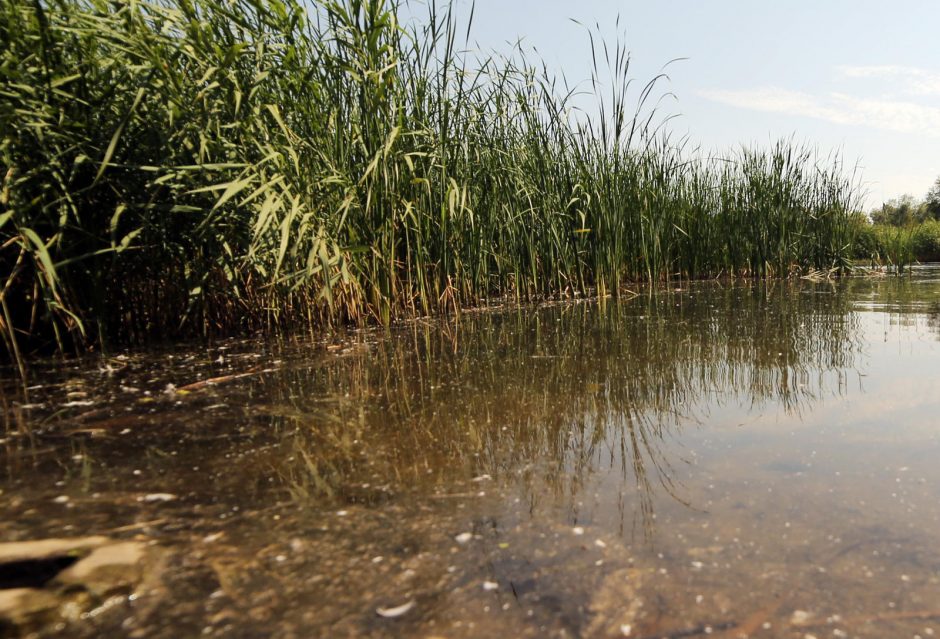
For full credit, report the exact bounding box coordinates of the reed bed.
[851,218,940,270]
[0,0,861,366]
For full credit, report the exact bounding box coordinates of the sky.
[424,0,940,210]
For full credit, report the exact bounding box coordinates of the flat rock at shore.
[0,536,162,636]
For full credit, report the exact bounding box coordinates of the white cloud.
[698,86,940,138]
[836,65,940,96]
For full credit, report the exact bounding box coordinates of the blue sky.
[428,0,940,209]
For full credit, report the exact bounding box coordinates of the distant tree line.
[851,177,940,266]
[869,177,940,226]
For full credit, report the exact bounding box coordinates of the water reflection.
[6,272,940,637]
[269,279,862,534]
[846,265,940,328]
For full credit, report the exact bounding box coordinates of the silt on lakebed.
[2,269,940,638]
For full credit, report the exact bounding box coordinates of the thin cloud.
[836,65,940,96]
[698,86,940,137]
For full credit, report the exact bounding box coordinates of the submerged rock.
[0,537,109,566]
[56,541,147,597]
[583,567,648,639]
[0,536,163,636]
[0,588,62,630]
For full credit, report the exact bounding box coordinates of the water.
[3,269,940,638]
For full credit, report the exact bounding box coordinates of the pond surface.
[3,268,940,638]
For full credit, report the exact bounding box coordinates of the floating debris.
[376,600,415,618]
[137,493,177,503]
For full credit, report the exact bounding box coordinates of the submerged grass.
[0,0,861,366]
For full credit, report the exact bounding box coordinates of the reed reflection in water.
[269,279,863,534]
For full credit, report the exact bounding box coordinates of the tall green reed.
[0,0,862,367]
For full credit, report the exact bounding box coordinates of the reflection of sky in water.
[689,311,940,438]
[480,270,940,550]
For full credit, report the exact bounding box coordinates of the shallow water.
[3,268,940,638]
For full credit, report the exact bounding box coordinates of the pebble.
[482,581,499,591]
[791,610,812,624]
[455,532,473,544]
[572,527,585,536]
